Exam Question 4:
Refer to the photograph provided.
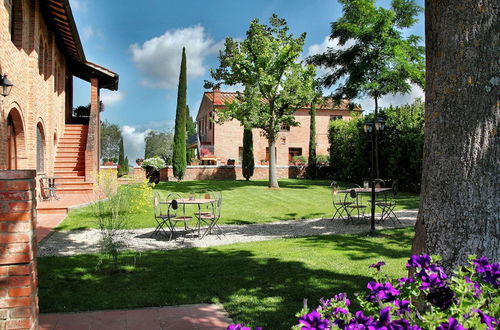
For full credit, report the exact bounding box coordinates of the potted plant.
[141,156,166,184]
[227,158,235,166]
[260,159,269,165]
[292,155,307,166]
[103,158,113,166]
[135,158,144,166]
[190,158,201,166]
[316,154,329,165]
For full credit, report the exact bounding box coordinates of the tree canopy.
[100,120,122,162]
[206,14,317,188]
[144,130,174,164]
[172,47,187,180]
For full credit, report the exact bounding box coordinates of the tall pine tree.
[117,136,126,176]
[172,47,187,179]
[242,127,254,181]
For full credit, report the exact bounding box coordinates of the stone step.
[54,170,86,177]
[55,176,87,183]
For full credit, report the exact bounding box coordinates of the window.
[38,37,45,75]
[238,147,243,164]
[265,147,277,162]
[330,115,343,121]
[10,0,23,49]
[288,147,302,164]
[209,112,213,129]
[280,123,290,131]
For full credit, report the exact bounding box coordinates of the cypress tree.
[185,105,196,162]
[172,47,187,179]
[118,136,125,176]
[242,127,254,181]
[307,102,317,178]
[124,156,129,175]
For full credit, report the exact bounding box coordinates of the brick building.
[196,89,360,165]
[0,0,118,193]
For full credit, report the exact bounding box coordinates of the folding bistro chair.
[197,190,224,239]
[377,180,401,224]
[368,178,386,205]
[330,181,352,223]
[345,184,367,222]
[167,193,193,239]
[38,175,56,201]
[151,191,173,238]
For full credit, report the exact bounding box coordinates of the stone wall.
[160,165,305,181]
[0,170,38,330]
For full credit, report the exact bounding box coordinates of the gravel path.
[38,210,418,257]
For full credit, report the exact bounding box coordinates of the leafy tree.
[100,120,122,163]
[412,1,499,270]
[206,15,316,188]
[306,89,322,178]
[144,130,173,164]
[308,0,425,177]
[172,47,187,180]
[185,105,197,161]
[242,128,254,181]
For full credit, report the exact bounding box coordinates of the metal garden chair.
[330,181,352,223]
[151,191,172,238]
[196,190,224,239]
[166,192,194,239]
[376,180,401,224]
[345,183,367,222]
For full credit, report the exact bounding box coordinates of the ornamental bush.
[141,156,166,171]
[228,255,499,329]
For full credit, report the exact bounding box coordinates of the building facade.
[196,89,360,166]
[0,0,118,193]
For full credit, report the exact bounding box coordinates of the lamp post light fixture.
[363,116,386,236]
[1,74,14,97]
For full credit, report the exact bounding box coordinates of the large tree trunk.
[412,1,500,271]
[268,139,279,188]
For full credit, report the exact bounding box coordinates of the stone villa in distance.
[195,89,361,165]
[0,0,118,192]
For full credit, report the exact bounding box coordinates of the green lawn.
[57,179,420,230]
[38,227,414,328]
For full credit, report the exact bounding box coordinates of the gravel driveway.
[38,210,417,257]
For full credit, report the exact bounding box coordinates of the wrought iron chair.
[330,181,352,223]
[196,190,224,239]
[38,174,57,201]
[368,178,387,205]
[345,183,367,222]
[151,191,172,238]
[167,193,193,239]
[376,180,401,224]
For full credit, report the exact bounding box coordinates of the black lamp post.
[1,74,14,97]
[363,117,385,236]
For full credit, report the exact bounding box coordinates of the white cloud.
[223,83,244,93]
[356,84,425,112]
[101,90,124,107]
[130,25,222,89]
[121,126,149,163]
[307,36,355,57]
[70,0,88,12]
[82,26,93,41]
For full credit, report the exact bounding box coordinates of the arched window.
[6,108,26,170]
[10,0,23,48]
[36,123,45,173]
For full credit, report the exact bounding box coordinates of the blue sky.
[69,0,425,161]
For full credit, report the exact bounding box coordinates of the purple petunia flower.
[472,257,500,286]
[396,277,415,287]
[298,310,330,330]
[473,309,500,329]
[389,319,422,330]
[406,254,432,269]
[464,276,483,297]
[435,317,465,330]
[426,286,457,310]
[333,293,351,306]
[366,282,400,302]
[376,306,392,327]
[393,300,411,316]
[369,261,386,271]
[346,311,376,328]
[227,324,251,330]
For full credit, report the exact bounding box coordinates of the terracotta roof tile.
[204,91,357,111]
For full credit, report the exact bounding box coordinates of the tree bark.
[268,139,279,188]
[412,1,500,270]
[374,96,380,178]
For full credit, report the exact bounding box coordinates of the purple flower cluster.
[366,281,400,302]
[472,256,500,287]
[369,261,386,271]
[435,317,465,330]
[298,310,329,329]
[227,324,262,330]
[474,309,500,329]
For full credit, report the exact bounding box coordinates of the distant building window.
[238,147,243,164]
[330,115,343,121]
[265,147,277,162]
[280,123,290,131]
[288,147,302,164]
[38,37,45,76]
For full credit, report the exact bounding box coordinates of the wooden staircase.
[54,124,94,195]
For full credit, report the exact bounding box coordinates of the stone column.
[85,78,100,182]
[0,170,38,330]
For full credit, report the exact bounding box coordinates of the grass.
[39,227,414,328]
[57,179,420,230]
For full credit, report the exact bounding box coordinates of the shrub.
[141,156,166,171]
[229,255,499,329]
[316,154,330,164]
[293,155,307,165]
